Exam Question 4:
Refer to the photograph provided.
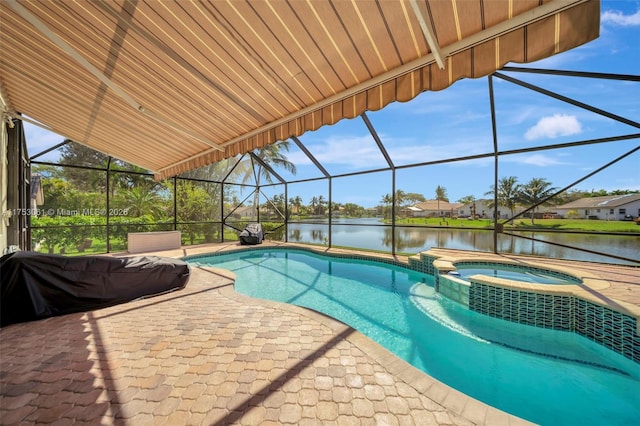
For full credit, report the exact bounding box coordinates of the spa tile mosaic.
[409,253,438,275]
[469,282,640,364]
[438,275,470,306]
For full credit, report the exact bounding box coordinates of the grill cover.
[1,251,190,327]
[239,223,264,245]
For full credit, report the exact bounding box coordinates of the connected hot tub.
[431,257,585,307]
[448,262,582,285]
[415,250,639,371]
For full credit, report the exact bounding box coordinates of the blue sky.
[25,1,640,208]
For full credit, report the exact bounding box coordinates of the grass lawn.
[394,217,640,233]
[35,218,639,256]
[35,229,242,256]
[509,218,639,232]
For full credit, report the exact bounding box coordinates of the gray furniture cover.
[1,251,190,327]
[239,223,264,245]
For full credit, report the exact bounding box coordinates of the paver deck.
[1,242,638,425]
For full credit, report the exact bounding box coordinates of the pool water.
[190,249,640,426]
[451,264,578,285]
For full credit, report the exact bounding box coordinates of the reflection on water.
[278,218,639,265]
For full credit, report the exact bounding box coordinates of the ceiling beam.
[291,135,330,178]
[409,0,445,70]
[5,0,224,152]
[361,112,394,169]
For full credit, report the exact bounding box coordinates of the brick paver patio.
[2,242,637,425]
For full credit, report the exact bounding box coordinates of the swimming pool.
[188,248,640,425]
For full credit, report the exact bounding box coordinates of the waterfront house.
[554,193,640,220]
[408,200,464,218]
[457,199,499,219]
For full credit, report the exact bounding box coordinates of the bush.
[32,216,67,253]
[109,215,167,245]
[565,210,580,219]
[32,215,104,253]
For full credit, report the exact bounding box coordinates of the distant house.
[457,199,496,219]
[366,207,382,217]
[230,206,256,219]
[554,193,640,220]
[408,200,464,218]
[458,199,521,219]
[458,199,547,220]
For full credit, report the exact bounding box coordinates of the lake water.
[278,218,639,265]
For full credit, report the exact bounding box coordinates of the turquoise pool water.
[451,264,579,284]
[189,248,640,425]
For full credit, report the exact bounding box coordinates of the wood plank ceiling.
[0,0,600,179]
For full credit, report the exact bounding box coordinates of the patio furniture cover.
[239,223,264,245]
[0,251,190,327]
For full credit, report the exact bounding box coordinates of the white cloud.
[287,135,389,168]
[505,106,537,126]
[524,114,582,140]
[601,8,640,26]
[510,154,569,167]
[289,133,489,170]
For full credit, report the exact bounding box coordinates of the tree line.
[31,140,297,252]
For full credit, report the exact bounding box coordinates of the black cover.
[239,223,264,245]
[1,251,190,327]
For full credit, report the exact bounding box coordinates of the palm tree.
[381,190,412,219]
[309,196,320,216]
[380,193,393,219]
[435,185,449,216]
[394,190,407,218]
[242,141,297,211]
[457,195,476,205]
[316,195,327,216]
[289,195,303,216]
[380,193,393,206]
[517,178,557,224]
[121,186,166,219]
[486,176,520,221]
